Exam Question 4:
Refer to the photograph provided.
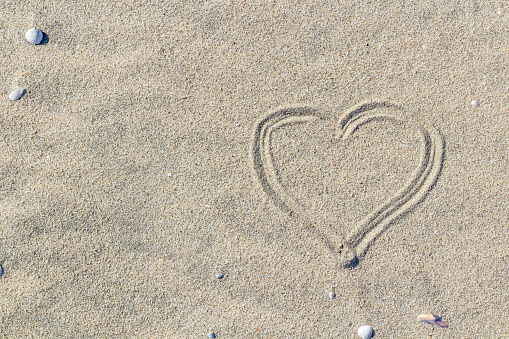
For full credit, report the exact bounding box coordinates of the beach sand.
[1,1,508,337]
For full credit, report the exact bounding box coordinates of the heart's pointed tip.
[338,248,359,268]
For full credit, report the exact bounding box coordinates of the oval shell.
[9,88,26,101]
[418,314,449,328]
[357,325,373,339]
[25,28,43,44]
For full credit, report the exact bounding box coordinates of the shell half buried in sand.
[418,314,449,328]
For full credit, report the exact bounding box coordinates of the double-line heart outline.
[252,100,444,268]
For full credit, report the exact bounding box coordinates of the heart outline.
[252,100,444,267]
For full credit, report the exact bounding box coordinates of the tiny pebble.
[208,332,216,338]
[25,28,43,45]
[328,291,336,300]
[471,100,479,107]
[216,274,224,279]
[9,88,26,101]
[0,265,3,277]
[357,325,373,339]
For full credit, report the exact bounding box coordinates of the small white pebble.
[208,332,216,338]
[216,274,224,279]
[235,123,240,127]
[9,88,26,101]
[25,28,43,45]
[167,173,172,177]
[329,291,336,300]
[471,100,479,107]
[357,325,373,339]
[0,265,3,277]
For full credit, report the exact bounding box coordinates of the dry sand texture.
[1,1,508,338]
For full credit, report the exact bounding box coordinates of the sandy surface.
[1,1,508,337]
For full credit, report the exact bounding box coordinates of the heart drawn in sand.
[252,100,444,267]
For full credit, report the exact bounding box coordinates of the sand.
[1,1,508,337]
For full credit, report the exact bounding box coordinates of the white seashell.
[9,87,26,101]
[418,314,449,328]
[25,28,43,44]
[357,325,373,339]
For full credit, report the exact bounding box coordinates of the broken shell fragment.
[418,314,449,328]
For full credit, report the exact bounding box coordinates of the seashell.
[357,325,373,339]
[25,28,43,45]
[418,314,449,328]
[9,87,26,101]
